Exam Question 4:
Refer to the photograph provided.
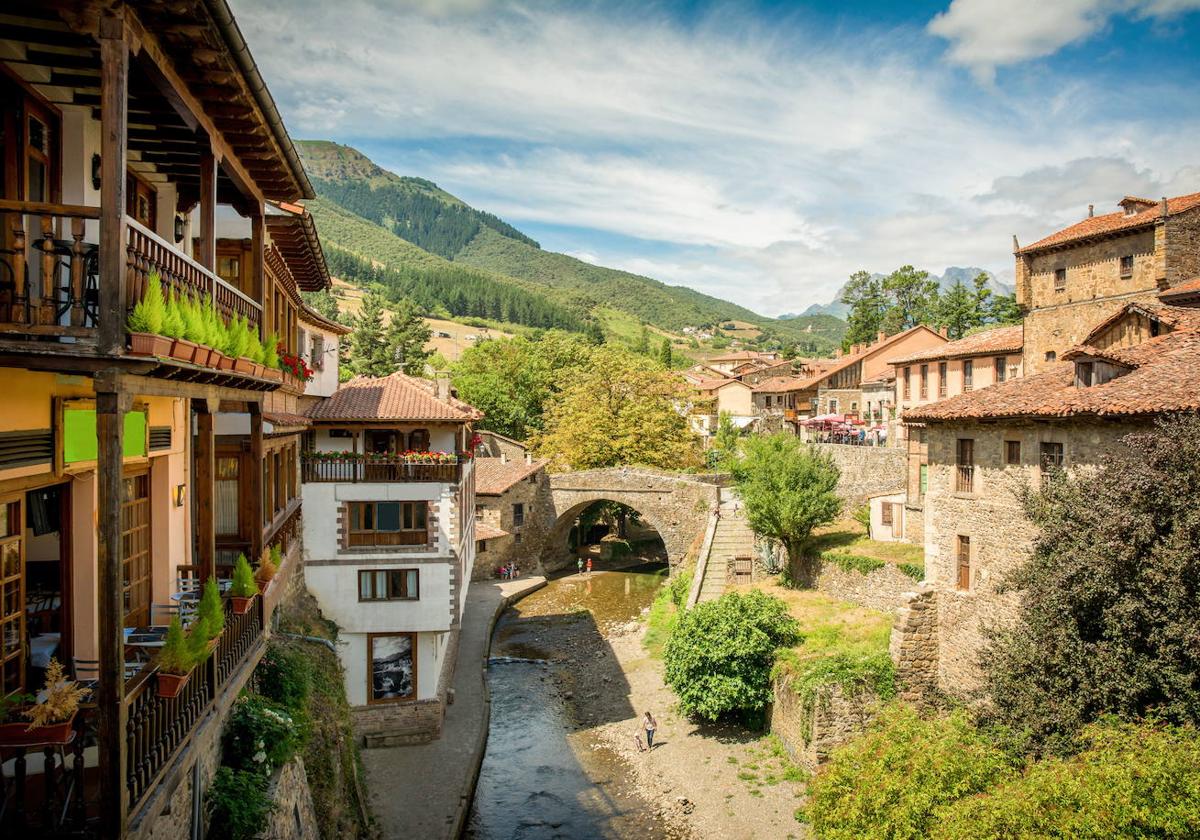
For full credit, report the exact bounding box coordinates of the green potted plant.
[209,308,235,371]
[163,288,197,363]
[0,659,89,745]
[256,544,280,593]
[230,553,259,614]
[230,315,257,375]
[262,333,283,382]
[200,297,228,370]
[156,615,197,699]
[181,293,210,365]
[192,576,226,652]
[126,271,172,357]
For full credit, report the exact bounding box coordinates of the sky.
[233,0,1200,317]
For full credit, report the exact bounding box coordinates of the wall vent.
[0,429,53,469]
[149,426,173,451]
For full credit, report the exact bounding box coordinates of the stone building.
[900,300,1200,696]
[473,455,551,580]
[1015,192,1200,375]
[811,326,947,417]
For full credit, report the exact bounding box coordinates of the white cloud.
[928,0,1200,81]
[232,0,1200,313]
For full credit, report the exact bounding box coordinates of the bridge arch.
[541,468,720,574]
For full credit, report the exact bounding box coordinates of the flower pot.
[231,594,256,615]
[128,332,172,358]
[234,356,255,375]
[192,344,212,367]
[156,670,191,699]
[170,338,198,364]
[264,368,283,383]
[0,711,76,747]
[217,353,236,371]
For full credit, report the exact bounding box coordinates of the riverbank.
[363,575,545,840]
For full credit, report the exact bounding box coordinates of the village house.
[472,454,550,581]
[809,326,947,419]
[0,1,339,835]
[1015,192,1200,375]
[705,349,780,374]
[900,298,1200,697]
[301,372,481,746]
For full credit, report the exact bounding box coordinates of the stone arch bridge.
[539,467,723,573]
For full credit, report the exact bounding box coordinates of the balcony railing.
[955,464,975,493]
[0,705,97,832]
[301,453,465,484]
[0,202,260,342]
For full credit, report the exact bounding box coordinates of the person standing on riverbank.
[643,711,658,749]
[577,557,584,576]
[586,558,593,576]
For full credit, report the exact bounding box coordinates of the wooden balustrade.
[301,454,464,484]
[0,201,100,332]
[0,705,96,833]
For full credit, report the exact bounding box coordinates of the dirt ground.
[534,572,811,840]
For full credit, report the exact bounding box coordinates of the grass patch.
[806,518,925,574]
[643,567,691,658]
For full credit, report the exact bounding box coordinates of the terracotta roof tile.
[306,372,483,422]
[1159,276,1200,302]
[262,410,311,429]
[752,376,813,393]
[1019,192,1200,254]
[1081,302,1200,344]
[888,325,1023,365]
[475,457,547,495]
[708,350,778,362]
[904,329,1200,422]
[476,524,510,541]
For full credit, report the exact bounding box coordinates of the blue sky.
[233,0,1200,316]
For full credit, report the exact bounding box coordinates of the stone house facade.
[473,456,552,580]
[812,326,947,417]
[1015,192,1200,375]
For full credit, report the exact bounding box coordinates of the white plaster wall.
[340,630,442,706]
[301,482,454,559]
[301,324,342,398]
[312,426,458,454]
[868,492,907,543]
[305,563,452,635]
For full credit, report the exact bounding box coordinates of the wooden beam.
[250,209,265,324]
[249,404,264,564]
[194,400,217,581]
[198,142,216,270]
[97,9,129,358]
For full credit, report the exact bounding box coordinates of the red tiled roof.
[476,524,509,541]
[708,350,777,362]
[904,329,1200,422]
[752,376,813,393]
[299,303,351,335]
[262,410,311,430]
[475,457,547,495]
[693,377,751,391]
[888,325,1023,365]
[1159,276,1200,303]
[805,325,943,387]
[1081,302,1200,344]
[1019,192,1200,254]
[306,372,483,422]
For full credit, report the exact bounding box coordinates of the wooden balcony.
[301,453,465,484]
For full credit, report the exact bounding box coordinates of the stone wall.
[262,757,321,840]
[813,443,907,509]
[353,697,445,748]
[815,559,917,614]
[770,676,878,768]
[890,587,939,706]
[474,469,554,580]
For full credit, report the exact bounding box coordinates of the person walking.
[577,557,584,576]
[586,558,593,576]
[642,711,657,750]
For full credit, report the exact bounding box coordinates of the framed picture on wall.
[367,632,416,702]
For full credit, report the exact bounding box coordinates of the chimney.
[434,375,451,401]
[1012,234,1020,254]
[938,326,949,338]
[500,451,507,465]
[835,348,843,358]
[1088,204,1094,218]
[1161,196,1169,218]
[525,452,532,465]
[877,330,886,342]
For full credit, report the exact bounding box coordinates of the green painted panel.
[63,407,148,464]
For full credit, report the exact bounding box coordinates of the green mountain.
[296,140,844,351]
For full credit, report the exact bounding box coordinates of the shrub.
[851,504,871,532]
[663,590,800,722]
[804,704,1016,840]
[258,644,313,717]
[932,720,1200,839]
[222,694,298,776]
[822,550,885,576]
[161,289,185,339]
[157,615,196,676]
[262,332,281,368]
[201,296,224,348]
[127,270,165,335]
[206,767,273,840]
[898,562,924,581]
[180,294,207,344]
[231,553,258,598]
[192,577,225,644]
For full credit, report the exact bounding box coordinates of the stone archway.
[541,468,720,574]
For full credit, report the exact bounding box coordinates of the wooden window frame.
[903,367,911,401]
[956,535,971,590]
[121,468,152,628]
[994,356,1006,383]
[1119,254,1133,278]
[1054,268,1067,291]
[955,438,975,493]
[880,502,893,526]
[0,494,25,695]
[1040,442,1064,473]
[512,503,525,528]
[348,501,430,547]
[357,568,419,602]
[938,361,947,397]
[962,359,974,391]
[366,632,417,704]
[1005,440,1021,466]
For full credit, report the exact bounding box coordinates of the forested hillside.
[296,140,844,351]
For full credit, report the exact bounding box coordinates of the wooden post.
[250,211,264,339]
[194,398,217,581]
[249,403,264,563]
[198,142,216,271]
[70,217,86,327]
[98,11,129,355]
[95,382,129,836]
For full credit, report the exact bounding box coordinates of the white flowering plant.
[221,694,297,777]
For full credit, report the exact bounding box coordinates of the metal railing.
[301,453,464,484]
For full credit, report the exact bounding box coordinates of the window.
[478,539,487,553]
[407,429,430,452]
[829,399,838,414]
[1076,361,1094,387]
[919,365,928,400]
[956,535,971,590]
[1045,351,1057,363]
[311,334,325,371]
[764,395,772,408]
[122,471,152,628]
[298,329,308,358]
[919,464,928,498]
[1120,255,1133,277]
[1,498,24,694]
[1005,440,1021,466]
[1054,268,1067,291]
[881,502,893,525]
[216,254,240,287]
[955,438,974,493]
[903,367,911,400]
[514,531,522,544]
[962,360,974,391]
[367,633,416,702]
[348,501,428,547]
[938,362,947,397]
[1040,442,1064,473]
[994,357,1006,383]
[358,569,419,601]
[512,503,525,528]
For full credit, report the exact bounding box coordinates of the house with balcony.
[301,373,481,746]
[0,1,334,835]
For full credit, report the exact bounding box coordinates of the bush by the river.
[662,590,799,723]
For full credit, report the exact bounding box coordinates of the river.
[465,561,679,840]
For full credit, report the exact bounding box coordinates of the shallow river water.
[464,563,672,840]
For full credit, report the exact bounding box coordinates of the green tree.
[934,273,993,340]
[729,434,841,587]
[985,415,1200,755]
[386,297,432,376]
[301,288,340,320]
[881,265,940,334]
[635,323,650,355]
[988,292,1022,325]
[345,293,393,377]
[530,346,700,471]
[708,412,742,470]
[840,270,888,350]
[658,336,672,368]
[662,590,800,722]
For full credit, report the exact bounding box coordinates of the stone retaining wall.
[814,443,907,509]
[815,560,918,614]
[262,756,321,840]
[769,676,878,768]
[354,697,445,748]
[890,587,940,706]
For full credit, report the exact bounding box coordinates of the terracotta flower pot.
[234,356,255,374]
[170,338,197,364]
[264,368,283,383]
[128,332,172,357]
[192,344,212,367]
[217,353,236,371]
[156,670,191,699]
[231,594,256,615]
[0,711,76,747]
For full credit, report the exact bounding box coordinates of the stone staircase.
[695,493,756,603]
